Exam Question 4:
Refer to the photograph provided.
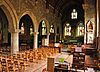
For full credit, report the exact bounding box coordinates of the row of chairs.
[0,47,59,72]
[0,46,11,56]
[15,47,59,62]
[0,56,29,72]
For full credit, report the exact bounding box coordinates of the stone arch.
[37,18,49,47]
[0,0,18,32]
[19,11,38,32]
[38,18,49,34]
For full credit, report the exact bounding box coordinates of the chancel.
[0,0,100,72]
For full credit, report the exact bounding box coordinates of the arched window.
[21,22,24,34]
[64,23,71,36]
[87,20,94,44]
[71,9,77,19]
[77,22,84,36]
[42,20,47,35]
[50,24,54,33]
[87,21,93,32]
[30,25,33,35]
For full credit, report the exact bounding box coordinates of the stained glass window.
[64,23,71,36]
[71,9,77,19]
[21,23,24,34]
[30,26,33,35]
[50,24,54,33]
[77,22,84,36]
[42,20,47,35]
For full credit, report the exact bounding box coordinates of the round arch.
[19,11,38,32]
[0,0,18,32]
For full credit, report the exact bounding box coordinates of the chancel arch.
[19,14,34,51]
[62,2,84,45]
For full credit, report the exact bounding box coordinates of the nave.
[0,0,100,72]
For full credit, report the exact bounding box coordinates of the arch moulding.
[19,11,38,33]
[38,18,49,34]
[0,0,18,32]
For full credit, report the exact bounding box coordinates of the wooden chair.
[72,52,85,71]
[19,61,25,72]
[28,55,34,62]
[19,61,29,72]
[7,66,14,72]
[1,58,7,72]
[16,54,21,59]
[0,57,2,72]
[13,60,19,72]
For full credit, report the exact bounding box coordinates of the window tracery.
[71,9,77,19]
[64,23,71,36]
[50,24,54,33]
[42,20,47,35]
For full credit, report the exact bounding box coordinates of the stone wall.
[9,0,62,34]
[98,0,100,57]
[84,0,96,44]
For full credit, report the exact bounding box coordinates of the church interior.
[0,0,100,72]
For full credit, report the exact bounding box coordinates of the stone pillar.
[97,0,100,56]
[11,32,19,54]
[47,33,50,46]
[82,1,89,44]
[34,32,38,49]
[98,37,100,56]
[55,33,57,42]
[97,0,99,37]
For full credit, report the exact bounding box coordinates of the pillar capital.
[55,33,58,36]
[47,33,50,35]
[34,32,39,35]
[15,29,21,33]
[8,29,19,33]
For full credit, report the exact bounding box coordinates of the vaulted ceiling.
[47,0,84,14]
[46,0,84,24]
